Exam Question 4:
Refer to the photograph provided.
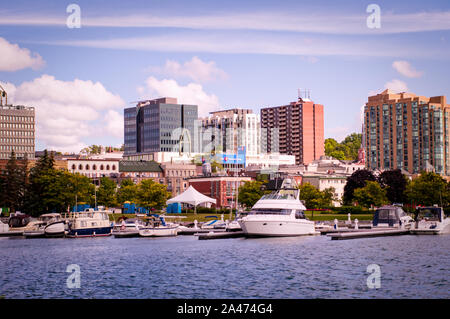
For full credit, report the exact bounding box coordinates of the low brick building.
[188,176,252,208]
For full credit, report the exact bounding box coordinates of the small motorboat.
[201,215,226,230]
[113,219,143,238]
[42,213,66,237]
[410,206,450,235]
[139,215,178,237]
[225,220,242,232]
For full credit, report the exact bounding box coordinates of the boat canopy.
[373,205,407,226]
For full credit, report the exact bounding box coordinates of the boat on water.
[201,215,227,230]
[372,205,414,229]
[139,215,178,237]
[42,213,66,237]
[410,206,450,235]
[19,213,65,238]
[113,219,143,238]
[65,208,113,238]
[238,178,318,237]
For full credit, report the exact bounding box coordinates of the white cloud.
[147,56,228,83]
[138,76,219,117]
[1,75,125,152]
[384,79,409,93]
[104,110,124,139]
[392,60,423,78]
[0,37,45,71]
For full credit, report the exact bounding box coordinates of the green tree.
[1,151,27,213]
[238,181,265,208]
[324,133,362,161]
[210,160,223,173]
[298,183,336,209]
[343,169,376,205]
[353,181,388,208]
[136,179,170,211]
[97,177,117,208]
[116,179,137,205]
[406,171,449,207]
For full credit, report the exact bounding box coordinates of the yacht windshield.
[261,189,298,200]
[249,209,292,215]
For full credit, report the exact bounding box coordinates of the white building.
[201,108,260,156]
[302,174,348,207]
[67,159,120,178]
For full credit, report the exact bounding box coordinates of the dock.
[198,231,245,240]
[0,231,24,237]
[328,229,411,240]
[178,228,226,235]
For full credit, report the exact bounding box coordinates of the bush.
[330,206,370,215]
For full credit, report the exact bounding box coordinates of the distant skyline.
[1,0,450,152]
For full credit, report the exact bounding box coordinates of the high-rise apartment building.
[260,97,324,165]
[364,89,450,175]
[201,108,260,156]
[124,97,198,159]
[0,104,35,160]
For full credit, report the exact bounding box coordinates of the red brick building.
[261,97,324,165]
[188,176,252,208]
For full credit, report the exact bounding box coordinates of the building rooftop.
[119,160,162,172]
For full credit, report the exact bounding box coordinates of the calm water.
[0,234,448,299]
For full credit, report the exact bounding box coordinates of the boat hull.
[139,227,178,237]
[23,230,46,238]
[45,221,66,237]
[66,226,113,238]
[239,219,316,237]
[113,230,140,238]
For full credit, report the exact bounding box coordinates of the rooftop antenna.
[0,84,7,106]
[297,88,311,101]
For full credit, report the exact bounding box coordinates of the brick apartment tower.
[364,89,450,176]
[260,97,324,165]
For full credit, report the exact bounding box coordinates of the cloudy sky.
[1,0,450,152]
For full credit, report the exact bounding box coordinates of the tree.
[1,151,27,213]
[298,183,336,209]
[406,171,449,207]
[343,169,376,205]
[116,179,137,205]
[353,181,388,208]
[324,133,362,161]
[210,160,223,173]
[378,169,408,204]
[136,179,171,211]
[238,181,265,208]
[97,177,117,208]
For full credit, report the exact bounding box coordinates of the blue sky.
[1,0,450,152]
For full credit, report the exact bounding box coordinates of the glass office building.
[124,97,198,158]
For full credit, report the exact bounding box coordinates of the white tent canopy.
[167,186,216,207]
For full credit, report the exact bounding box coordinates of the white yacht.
[410,206,450,235]
[238,179,318,237]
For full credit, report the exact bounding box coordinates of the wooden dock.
[0,231,24,237]
[178,228,226,235]
[328,229,411,240]
[198,231,245,240]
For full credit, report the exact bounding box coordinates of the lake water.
[0,234,449,299]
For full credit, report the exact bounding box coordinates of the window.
[72,164,76,170]
[78,164,82,170]
[85,164,90,170]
